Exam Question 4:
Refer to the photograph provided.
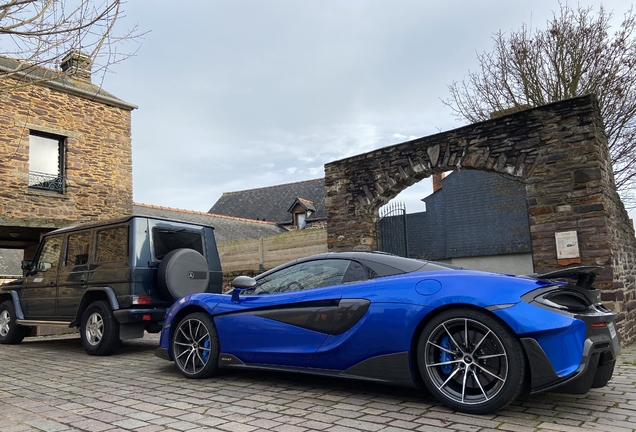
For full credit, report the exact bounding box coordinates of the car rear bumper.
[523,316,620,394]
[113,307,167,324]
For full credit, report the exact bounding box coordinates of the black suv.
[0,215,222,355]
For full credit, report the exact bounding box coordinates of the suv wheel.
[80,300,121,356]
[0,300,25,344]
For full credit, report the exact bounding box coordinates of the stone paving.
[0,334,635,432]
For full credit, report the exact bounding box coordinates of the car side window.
[252,259,351,295]
[37,236,63,271]
[65,231,93,266]
[341,261,372,284]
[95,226,128,263]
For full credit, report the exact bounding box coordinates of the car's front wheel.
[172,312,219,379]
[80,300,121,356]
[0,300,25,344]
[417,308,526,414]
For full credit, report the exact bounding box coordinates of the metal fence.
[376,201,408,257]
[28,171,63,193]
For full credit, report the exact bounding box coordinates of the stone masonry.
[0,60,136,256]
[325,95,636,344]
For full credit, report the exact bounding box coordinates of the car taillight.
[132,296,152,305]
[142,314,152,321]
[591,322,607,328]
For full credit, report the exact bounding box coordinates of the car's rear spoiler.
[534,266,602,289]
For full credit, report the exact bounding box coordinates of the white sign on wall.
[555,231,580,259]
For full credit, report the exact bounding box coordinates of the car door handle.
[50,282,55,287]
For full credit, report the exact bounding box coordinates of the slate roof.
[133,203,285,243]
[0,56,137,110]
[209,178,326,225]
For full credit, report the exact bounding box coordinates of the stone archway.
[324,94,636,344]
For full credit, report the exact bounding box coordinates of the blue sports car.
[155,251,620,414]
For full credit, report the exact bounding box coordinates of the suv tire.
[81,300,121,356]
[0,300,26,344]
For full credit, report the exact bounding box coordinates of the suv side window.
[95,226,128,263]
[65,231,92,266]
[37,236,63,271]
[152,228,204,260]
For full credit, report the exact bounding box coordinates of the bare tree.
[0,0,142,90]
[445,3,636,208]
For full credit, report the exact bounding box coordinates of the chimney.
[60,50,92,82]
[432,172,445,193]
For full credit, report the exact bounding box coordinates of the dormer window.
[288,197,316,230]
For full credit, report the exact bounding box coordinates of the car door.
[213,259,353,368]
[21,235,63,319]
[57,229,93,318]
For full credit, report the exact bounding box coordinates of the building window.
[294,212,306,229]
[28,132,64,193]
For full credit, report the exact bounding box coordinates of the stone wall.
[0,75,134,245]
[325,95,636,344]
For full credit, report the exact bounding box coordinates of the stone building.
[0,52,137,259]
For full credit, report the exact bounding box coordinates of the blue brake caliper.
[201,338,210,362]
[440,335,453,375]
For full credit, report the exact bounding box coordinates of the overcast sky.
[102,0,633,218]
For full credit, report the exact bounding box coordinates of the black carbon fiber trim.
[245,299,370,335]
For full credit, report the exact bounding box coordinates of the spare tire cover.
[158,248,210,300]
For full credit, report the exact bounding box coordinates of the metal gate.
[375,201,408,257]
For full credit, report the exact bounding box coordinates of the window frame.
[28,130,65,193]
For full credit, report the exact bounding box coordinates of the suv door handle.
[50,282,55,287]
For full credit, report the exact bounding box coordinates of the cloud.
[106,0,633,216]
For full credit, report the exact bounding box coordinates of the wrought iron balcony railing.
[28,171,64,193]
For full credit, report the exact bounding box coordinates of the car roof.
[42,214,215,237]
[257,251,458,279]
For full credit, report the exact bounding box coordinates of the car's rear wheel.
[417,308,526,414]
[80,300,121,356]
[0,300,25,344]
[172,312,219,379]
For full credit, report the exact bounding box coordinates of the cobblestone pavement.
[0,334,635,432]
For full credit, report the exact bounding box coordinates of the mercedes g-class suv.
[0,215,222,356]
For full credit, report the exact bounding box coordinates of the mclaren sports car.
[155,251,620,414]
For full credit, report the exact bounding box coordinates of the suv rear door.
[57,229,93,318]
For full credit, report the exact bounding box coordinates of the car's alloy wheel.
[172,312,219,379]
[417,309,526,414]
[80,300,120,356]
[0,301,25,344]
[85,311,104,345]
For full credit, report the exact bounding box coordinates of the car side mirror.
[21,260,33,270]
[231,276,257,303]
[38,262,52,272]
